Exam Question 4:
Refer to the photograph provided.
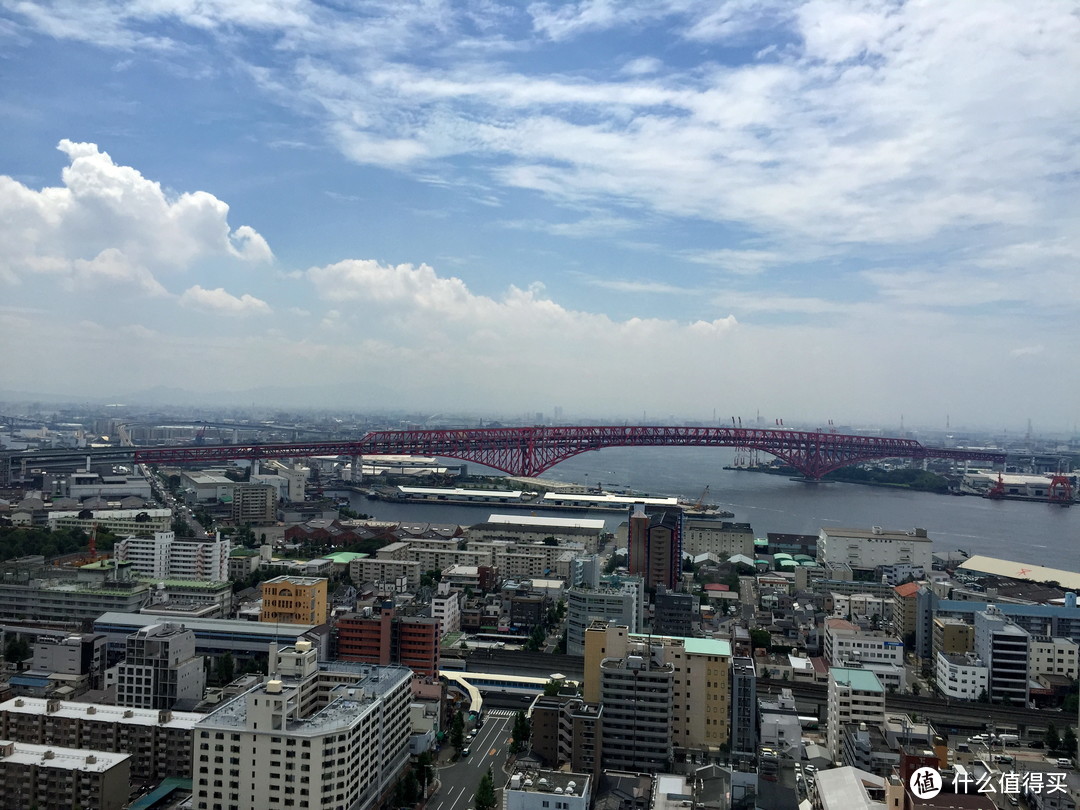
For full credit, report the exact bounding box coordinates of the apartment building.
[1028,635,1078,680]
[192,644,412,810]
[584,624,732,763]
[0,697,198,782]
[599,648,675,771]
[826,668,885,760]
[260,576,329,625]
[931,616,975,661]
[0,739,130,810]
[627,506,682,591]
[566,578,644,656]
[505,768,592,810]
[114,530,230,581]
[116,623,206,711]
[935,652,988,701]
[335,604,441,676]
[729,657,757,761]
[974,606,1031,705]
[529,696,602,781]
[231,484,277,524]
[32,633,106,693]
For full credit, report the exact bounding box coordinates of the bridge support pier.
[351,455,360,484]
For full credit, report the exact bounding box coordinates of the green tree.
[524,625,546,652]
[416,752,434,796]
[4,635,30,665]
[450,710,465,751]
[510,710,531,754]
[977,688,990,703]
[543,679,562,697]
[1060,726,1075,758]
[911,681,921,697]
[215,652,235,685]
[1045,722,1059,752]
[749,629,771,652]
[542,536,559,546]
[475,769,497,810]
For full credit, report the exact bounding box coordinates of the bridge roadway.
[457,651,1051,737]
[1,424,1006,483]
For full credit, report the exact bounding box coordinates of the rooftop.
[0,739,130,772]
[821,526,931,541]
[0,697,201,729]
[542,492,680,506]
[682,636,734,657]
[830,667,885,693]
[484,514,606,530]
[958,555,1080,591]
[506,768,591,797]
[95,611,317,637]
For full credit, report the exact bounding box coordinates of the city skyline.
[2,2,1079,429]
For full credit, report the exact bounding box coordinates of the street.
[429,713,515,810]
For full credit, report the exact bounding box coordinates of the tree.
[543,679,562,697]
[450,710,465,751]
[4,635,30,666]
[1045,722,1059,752]
[910,681,921,697]
[542,535,559,546]
[475,769,497,810]
[510,710,531,754]
[525,625,546,652]
[1062,727,1076,759]
[215,652,235,685]
[749,629,771,652]
[977,688,990,703]
[416,752,434,796]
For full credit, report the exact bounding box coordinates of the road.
[429,713,515,810]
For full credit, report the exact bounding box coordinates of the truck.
[998,733,1019,745]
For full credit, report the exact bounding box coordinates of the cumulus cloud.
[179,285,272,314]
[0,140,272,293]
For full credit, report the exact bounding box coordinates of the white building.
[1028,635,1079,681]
[431,583,461,636]
[817,526,933,572]
[505,769,591,810]
[566,578,644,656]
[192,642,412,810]
[117,623,205,711]
[681,516,754,559]
[66,471,152,502]
[824,619,905,668]
[935,651,988,701]
[974,606,1030,705]
[114,531,230,581]
[48,507,173,535]
[826,668,885,761]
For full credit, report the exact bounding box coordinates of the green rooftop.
[324,552,367,563]
[830,667,884,693]
[682,637,733,657]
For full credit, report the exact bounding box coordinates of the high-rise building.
[627,506,682,590]
[192,642,412,810]
[230,483,277,524]
[826,668,885,761]
[260,576,329,625]
[114,531,230,581]
[730,656,757,760]
[31,633,107,692]
[584,624,732,764]
[974,606,1030,705]
[653,586,695,637]
[116,623,206,711]
[566,577,644,655]
[599,647,675,771]
[335,603,441,676]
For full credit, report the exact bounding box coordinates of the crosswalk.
[483,708,521,718]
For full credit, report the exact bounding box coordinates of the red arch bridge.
[131,426,1005,481]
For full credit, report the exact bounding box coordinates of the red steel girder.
[132,426,1006,480]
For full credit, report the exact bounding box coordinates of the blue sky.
[2,1,1079,429]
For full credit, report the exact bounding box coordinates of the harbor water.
[334,446,1078,565]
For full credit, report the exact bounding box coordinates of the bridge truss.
[130,426,1005,480]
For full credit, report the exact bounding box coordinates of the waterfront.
[334,446,1077,565]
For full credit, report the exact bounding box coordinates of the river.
[331,446,1077,566]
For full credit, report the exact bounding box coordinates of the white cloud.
[0,140,272,294]
[179,285,272,314]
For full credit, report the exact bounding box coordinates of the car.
[461,747,471,757]
[1056,758,1072,768]
[1028,741,1044,749]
